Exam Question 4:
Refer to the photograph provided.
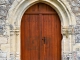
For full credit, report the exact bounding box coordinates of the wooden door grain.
[21,3,62,60]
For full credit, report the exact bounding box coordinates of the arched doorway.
[21,3,62,60]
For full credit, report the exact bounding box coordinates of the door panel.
[28,15,40,60]
[41,15,61,60]
[21,3,62,60]
[22,15,40,60]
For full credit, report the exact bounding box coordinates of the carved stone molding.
[10,30,20,36]
[62,25,75,38]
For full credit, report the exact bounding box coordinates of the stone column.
[10,30,17,60]
[15,30,20,60]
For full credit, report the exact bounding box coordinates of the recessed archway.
[21,3,62,60]
[7,0,76,60]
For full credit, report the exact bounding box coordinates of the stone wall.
[0,0,14,60]
[0,0,80,60]
[0,0,14,34]
[67,0,80,60]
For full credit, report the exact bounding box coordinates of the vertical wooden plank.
[40,14,45,60]
[43,14,47,60]
[48,15,56,60]
[21,15,25,60]
[46,15,50,60]
[48,15,53,60]
[30,15,35,60]
[35,14,40,60]
[24,15,31,60]
[54,15,58,60]
[56,15,61,60]
[42,15,50,60]
[51,15,56,60]
[29,15,40,60]
[56,15,59,60]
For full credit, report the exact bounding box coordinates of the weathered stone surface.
[0,5,7,16]
[67,0,80,59]
[10,53,15,60]
[0,58,7,60]
[0,50,7,60]
[0,0,80,60]
[0,0,14,4]
[0,0,6,4]
[0,37,7,44]
[9,0,15,4]
[1,44,10,51]
[75,34,80,43]
[76,15,80,20]
[0,53,6,58]
[0,0,15,35]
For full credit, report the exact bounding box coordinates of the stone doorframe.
[7,0,76,60]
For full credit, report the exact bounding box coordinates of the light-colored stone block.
[0,52,7,58]
[1,44,10,52]
[0,37,7,44]
[0,58,7,60]
[0,0,6,4]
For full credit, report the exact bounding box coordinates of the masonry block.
[0,37,7,44]
[0,58,7,60]
[1,44,10,52]
[0,52,6,58]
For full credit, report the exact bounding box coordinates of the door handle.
[42,37,46,44]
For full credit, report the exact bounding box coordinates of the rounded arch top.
[7,0,76,29]
[24,2,58,14]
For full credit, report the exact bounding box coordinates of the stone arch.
[7,0,76,28]
[7,0,76,60]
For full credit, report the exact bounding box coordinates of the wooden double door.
[21,3,62,60]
